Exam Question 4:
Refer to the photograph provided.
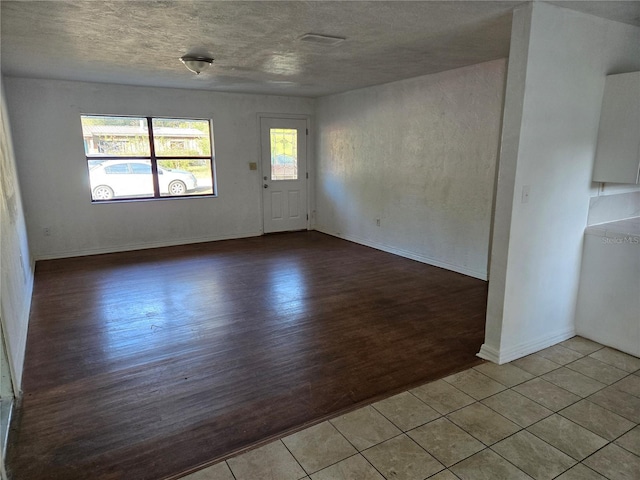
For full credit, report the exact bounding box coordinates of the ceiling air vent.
[299,33,346,46]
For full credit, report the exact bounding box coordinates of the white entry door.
[261,117,308,233]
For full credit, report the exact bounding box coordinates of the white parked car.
[89,160,197,200]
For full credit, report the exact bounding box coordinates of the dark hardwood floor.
[7,231,487,480]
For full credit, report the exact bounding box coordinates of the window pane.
[130,163,151,174]
[157,160,213,197]
[152,118,212,157]
[104,163,130,174]
[270,128,298,180]
[89,160,154,200]
[81,116,150,156]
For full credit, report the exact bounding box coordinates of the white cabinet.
[592,71,640,184]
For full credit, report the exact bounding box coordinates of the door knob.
[264,184,268,188]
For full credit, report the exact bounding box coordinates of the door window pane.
[152,118,212,157]
[157,160,214,197]
[81,116,150,156]
[270,128,298,180]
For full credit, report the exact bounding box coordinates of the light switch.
[249,162,257,171]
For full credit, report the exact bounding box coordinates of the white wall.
[481,3,640,363]
[0,77,34,392]
[4,78,314,259]
[314,60,507,279]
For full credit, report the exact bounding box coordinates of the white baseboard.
[477,327,576,364]
[33,231,264,261]
[477,343,501,363]
[314,226,487,280]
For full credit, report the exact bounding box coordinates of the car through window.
[81,115,215,201]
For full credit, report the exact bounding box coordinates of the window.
[81,115,215,201]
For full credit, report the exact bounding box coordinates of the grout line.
[305,451,362,477]
[523,413,610,461]
[358,451,389,480]
[577,462,613,480]
[560,343,605,356]
[327,417,362,453]
[511,378,582,411]
[541,368,610,398]
[442,368,510,398]
[401,434,448,475]
[292,419,379,475]
[278,439,309,479]
[576,443,618,480]
[488,435,578,479]
[225,460,237,480]
[442,443,529,478]
[556,402,637,440]
[369,395,444,433]
[614,439,640,459]
[485,443,546,479]
[583,385,640,424]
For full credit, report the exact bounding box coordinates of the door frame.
[256,113,312,234]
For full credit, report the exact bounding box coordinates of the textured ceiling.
[1,1,639,98]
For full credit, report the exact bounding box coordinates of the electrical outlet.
[43,227,51,236]
[376,218,381,226]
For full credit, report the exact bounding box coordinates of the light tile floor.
[180,337,640,480]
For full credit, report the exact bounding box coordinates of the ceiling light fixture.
[180,55,214,75]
